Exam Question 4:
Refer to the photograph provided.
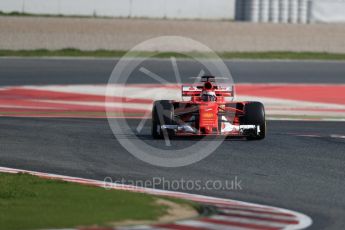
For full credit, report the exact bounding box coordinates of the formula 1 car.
[151,76,266,140]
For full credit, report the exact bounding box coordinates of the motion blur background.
[1,0,345,53]
[1,0,345,23]
[1,1,345,230]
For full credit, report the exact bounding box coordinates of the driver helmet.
[201,91,216,102]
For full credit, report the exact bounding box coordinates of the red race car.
[151,76,266,140]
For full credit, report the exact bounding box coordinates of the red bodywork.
[199,102,218,134]
[171,79,248,136]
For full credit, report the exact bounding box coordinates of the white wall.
[2,0,345,23]
[310,0,345,23]
[0,0,235,20]
[0,0,24,13]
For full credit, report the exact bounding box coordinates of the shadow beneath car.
[134,134,248,142]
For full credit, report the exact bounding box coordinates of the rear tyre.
[151,100,175,139]
[242,102,266,140]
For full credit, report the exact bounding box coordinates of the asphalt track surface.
[1,58,345,229]
[1,58,345,85]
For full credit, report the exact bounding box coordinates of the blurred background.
[0,0,345,53]
[1,0,345,23]
[0,1,345,230]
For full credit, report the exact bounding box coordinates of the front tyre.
[151,100,175,139]
[151,103,161,139]
[242,102,266,140]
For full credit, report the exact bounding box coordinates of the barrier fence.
[237,0,345,23]
[236,0,309,23]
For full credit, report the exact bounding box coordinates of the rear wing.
[182,85,234,97]
[182,85,202,96]
[215,85,234,97]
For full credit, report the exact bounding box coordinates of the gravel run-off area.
[1,16,345,53]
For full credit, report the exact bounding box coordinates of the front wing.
[161,123,261,137]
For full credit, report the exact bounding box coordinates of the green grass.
[0,49,127,58]
[0,11,111,19]
[0,172,190,230]
[0,11,231,21]
[218,51,345,60]
[1,49,345,60]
